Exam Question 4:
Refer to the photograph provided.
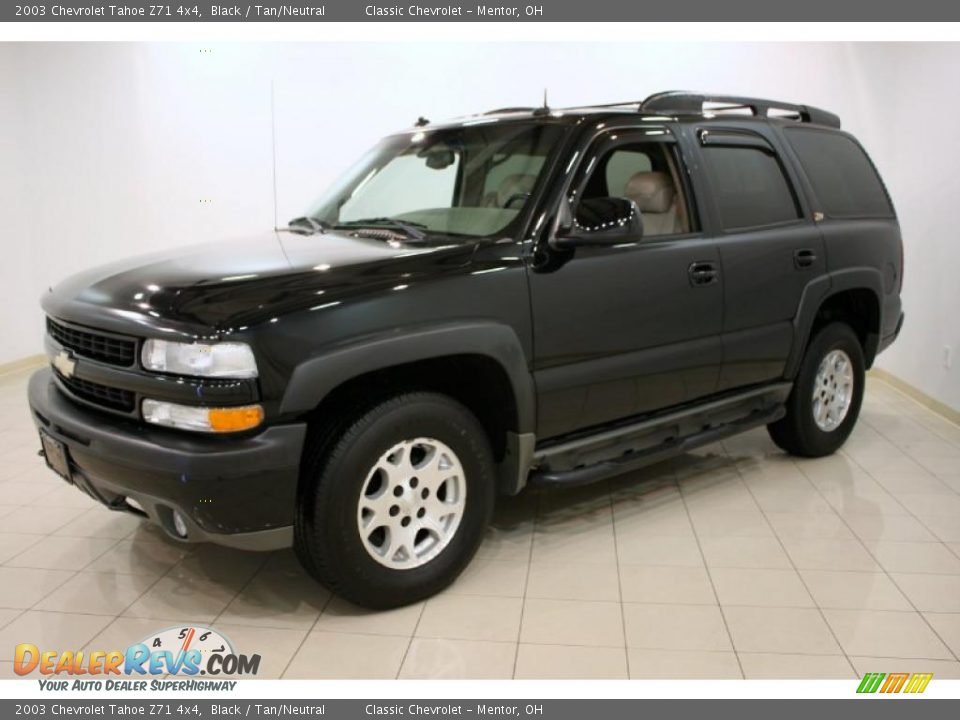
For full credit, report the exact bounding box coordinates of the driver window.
[581,142,691,237]
[605,150,652,196]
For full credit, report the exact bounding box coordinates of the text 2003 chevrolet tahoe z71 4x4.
[29,92,904,608]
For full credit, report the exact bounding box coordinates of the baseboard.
[868,367,960,426]
[0,354,45,378]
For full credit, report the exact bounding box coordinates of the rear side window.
[701,145,800,230]
[785,129,893,218]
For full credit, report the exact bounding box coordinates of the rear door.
[686,124,825,391]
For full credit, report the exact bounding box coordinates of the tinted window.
[785,129,893,218]
[579,141,691,236]
[308,123,564,238]
[605,149,653,197]
[702,145,800,230]
[483,153,546,199]
[340,154,458,221]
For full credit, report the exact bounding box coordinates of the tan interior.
[623,171,681,236]
[485,173,537,208]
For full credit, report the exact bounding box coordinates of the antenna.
[269,78,279,230]
[533,88,551,116]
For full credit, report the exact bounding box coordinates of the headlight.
[142,399,264,433]
[141,339,258,379]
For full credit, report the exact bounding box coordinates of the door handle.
[688,261,719,287]
[794,249,817,269]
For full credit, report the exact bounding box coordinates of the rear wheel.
[768,322,865,457]
[295,392,495,609]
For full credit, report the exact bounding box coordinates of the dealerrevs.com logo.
[857,672,934,694]
[14,625,260,690]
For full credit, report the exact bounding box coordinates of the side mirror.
[552,196,643,248]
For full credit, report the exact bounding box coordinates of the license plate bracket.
[39,430,72,483]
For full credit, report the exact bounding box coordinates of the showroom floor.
[1,366,959,681]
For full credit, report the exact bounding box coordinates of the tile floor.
[0,365,959,680]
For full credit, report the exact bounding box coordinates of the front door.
[529,126,723,440]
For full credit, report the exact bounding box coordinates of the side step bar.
[529,383,791,489]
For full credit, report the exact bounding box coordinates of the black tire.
[295,392,496,609]
[768,322,865,457]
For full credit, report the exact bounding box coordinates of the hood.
[43,231,476,339]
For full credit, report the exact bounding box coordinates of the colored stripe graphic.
[857,672,932,694]
[857,673,886,693]
[904,673,933,694]
[880,672,910,693]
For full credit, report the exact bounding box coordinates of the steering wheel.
[503,192,531,210]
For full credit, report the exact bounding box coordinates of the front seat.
[483,174,537,208]
[623,171,680,236]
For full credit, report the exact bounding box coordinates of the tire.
[768,322,865,457]
[295,392,496,609]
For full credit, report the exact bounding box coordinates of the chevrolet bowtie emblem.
[52,350,77,379]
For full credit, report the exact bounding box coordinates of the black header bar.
[4,0,960,22]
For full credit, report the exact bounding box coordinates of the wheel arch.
[787,268,884,378]
[281,322,536,495]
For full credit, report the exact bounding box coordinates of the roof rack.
[639,91,841,128]
[483,107,538,115]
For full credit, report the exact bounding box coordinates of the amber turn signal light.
[208,405,265,433]
[142,399,264,433]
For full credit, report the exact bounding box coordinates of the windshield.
[304,122,565,239]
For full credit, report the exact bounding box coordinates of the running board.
[529,383,791,489]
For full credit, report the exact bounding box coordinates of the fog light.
[172,511,189,539]
[142,399,264,433]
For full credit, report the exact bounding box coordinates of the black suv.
[29,91,904,608]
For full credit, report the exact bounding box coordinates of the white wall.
[0,42,957,410]
[843,44,960,413]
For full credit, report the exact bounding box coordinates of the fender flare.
[786,267,884,378]
[278,321,536,436]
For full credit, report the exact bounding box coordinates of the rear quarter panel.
[821,218,903,340]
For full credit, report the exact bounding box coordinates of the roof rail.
[640,91,841,129]
[483,107,538,115]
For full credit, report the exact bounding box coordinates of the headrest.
[624,171,676,214]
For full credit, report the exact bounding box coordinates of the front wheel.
[768,322,865,457]
[295,392,495,609]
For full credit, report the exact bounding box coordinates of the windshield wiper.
[282,216,331,235]
[334,217,429,241]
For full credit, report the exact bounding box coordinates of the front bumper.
[28,367,305,550]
